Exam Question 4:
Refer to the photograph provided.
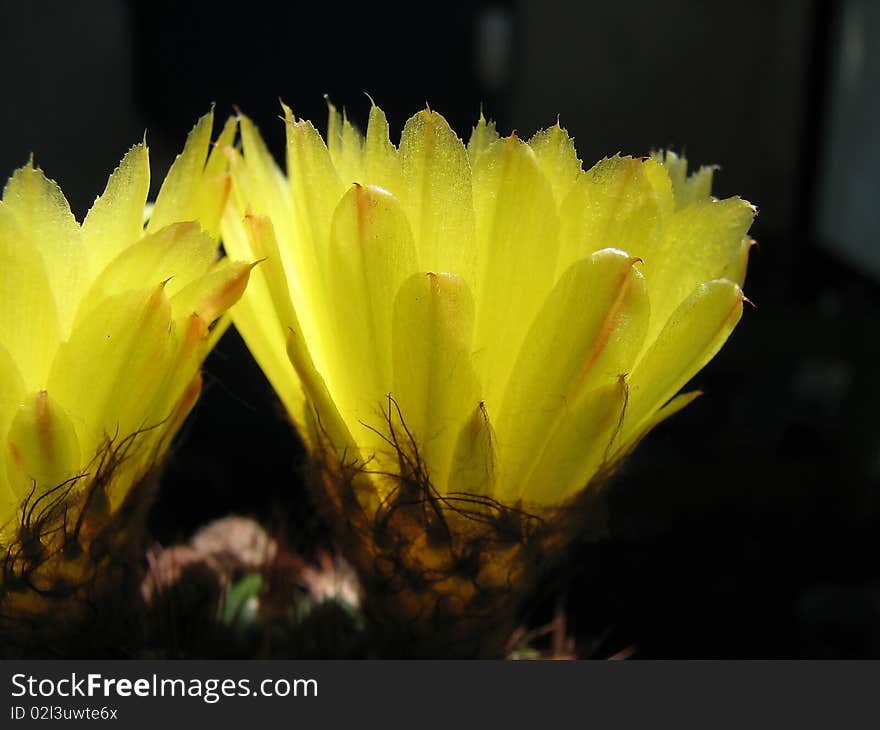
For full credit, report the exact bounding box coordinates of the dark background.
[2,0,878,657]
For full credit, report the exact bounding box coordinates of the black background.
[2,0,878,657]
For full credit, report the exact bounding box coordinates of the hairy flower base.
[0,430,167,657]
[306,398,612,658]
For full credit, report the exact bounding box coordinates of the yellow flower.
[222,103,755,655]
[0,111,251,640]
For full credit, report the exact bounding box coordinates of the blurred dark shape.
[141,517,366,658]
[816,0,880,278]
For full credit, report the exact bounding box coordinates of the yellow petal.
[47,284,174,451]
[191,115,236,238]
[326,99,364,185]
[391,272,480,492]
[520,378,628,504]
[653,150,716,208]
[528,123,582,206]
[642,157,675,216]
[647,197,755,342]
[122,352,207,509]
[234,210,349,455]
[170,257,253,323]
[148,110,218,235]
[282,103,345,320]
[233,289,306,427]
[285,328,358,462]
[472,135,559,409]
[656,149,686,192]
[466,112,499,164]
[398,109,474,279]
[556,155,667,279]
[205,115,237,180]
[0,342,24,431]
[164,371,203,444]
[2,162,86,335]
[7,390,81,499]
[680,166,715,206]
[82,142,150,273]
[223,211,307,424]
[363,102,402,194]
[237,215,297,332]
[283,104,345,259]
[0,202,62,389]
[448,401,496,497]
[327,100,343,160]
[233,118,321,344]
[142,313,207,435]
[621,279,744,447]
[495,249,648,494]
[325,185,417,434]
[238,114,293,227]
[79,221,216,320]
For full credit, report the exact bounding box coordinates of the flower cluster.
[0,97,755,657]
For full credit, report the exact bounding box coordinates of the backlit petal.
[325,184,417,436]
[472,135,559,409]
[556,155,669,279]
[2,163,86,335]
[528,123,582,206]
[391,271,480,491]
[621,279,744,449]
[7,389,81,499]
[495,249,648,496]
[82,142,150,274]
[398,109,474,279]
[0,202,62,389]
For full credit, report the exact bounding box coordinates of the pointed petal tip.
[184,311,209,343]
[8,389,81,493]
[279,102,297,127]
[243,210,272,238]
[148,279,174,312]
[409,104,451,128]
